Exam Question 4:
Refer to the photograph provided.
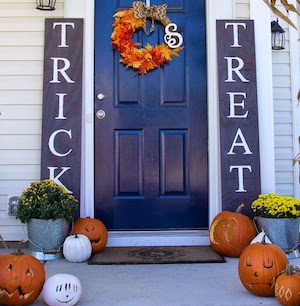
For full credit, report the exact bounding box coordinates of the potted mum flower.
[16,179,78,260]
[252,193,300,252]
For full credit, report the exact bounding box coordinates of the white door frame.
[64,0,275,246]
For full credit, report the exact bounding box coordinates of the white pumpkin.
[43,273,82,306]
[63,234,92,262]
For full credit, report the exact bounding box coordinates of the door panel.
[94,0,208,230]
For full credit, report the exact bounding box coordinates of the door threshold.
[107,230,209,247]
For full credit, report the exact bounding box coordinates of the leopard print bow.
[133,1,171,33]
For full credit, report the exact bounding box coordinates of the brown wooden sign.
[217,20,261,216]
[41,19,83,205]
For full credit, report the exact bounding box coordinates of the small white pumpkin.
[43,273,82,306]
[63,234,92,262]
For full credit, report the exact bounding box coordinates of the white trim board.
[250,0,275,193]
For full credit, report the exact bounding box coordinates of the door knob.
[96,110,106,119]
[97,93,105,100]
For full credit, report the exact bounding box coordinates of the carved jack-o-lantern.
[73,217,108,253]
[0,249,46,306]
[238,240,289,297]
[42,273,82,306]
[209,204,257,257]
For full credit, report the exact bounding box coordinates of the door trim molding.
[250,0,275,193]
[65,0,96,217]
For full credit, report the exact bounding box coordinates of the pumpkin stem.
[261,234,268,245]
[286,263,296,275]
[12,248,24,256]
[235,203,245,213]
[12,239,28,256]
[272,263,297,288]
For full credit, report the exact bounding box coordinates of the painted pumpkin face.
[43,274,82,306]
[0,252,45,306]
[238,242,288,296]
[73,217,108,253]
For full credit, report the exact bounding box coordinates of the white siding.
[271,4,297,196]
[0,0,64,240]
[235,0,250,19]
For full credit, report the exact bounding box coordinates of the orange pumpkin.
[275,263,300,306]
[73,217,108,253]
[238,238,289,297]
[0,249,45,306]
[209,204,256,257]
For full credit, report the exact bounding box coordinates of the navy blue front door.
[94,0,208,230]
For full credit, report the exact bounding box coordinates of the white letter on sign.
[48,167,72,193]
[230,165,252,192]
[55,93,67,119]
[53,22,75,47]
[48,129,72,157]
[224,57,249,83]
[50,58,75,84]
[225,22,246,47]
[228,128,252,155]
[227,92,248,118]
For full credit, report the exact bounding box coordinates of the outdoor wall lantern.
[271,18,285,50]
[36,0,56,10]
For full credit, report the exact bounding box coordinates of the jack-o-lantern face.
[73,217,108,253]
[238,242,288,297]
[42,273,82,306]
[0,252,45,306]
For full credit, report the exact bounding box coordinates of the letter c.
[48,129,72,157]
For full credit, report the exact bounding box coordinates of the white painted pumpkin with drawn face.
[42,274,82,306]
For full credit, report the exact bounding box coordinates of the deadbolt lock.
[96,110,106,119]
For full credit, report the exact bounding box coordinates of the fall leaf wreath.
[111,1,183,74]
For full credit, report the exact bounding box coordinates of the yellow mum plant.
[252,193,300,219]
[16,179,78,224]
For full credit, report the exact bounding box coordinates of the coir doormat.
[88,246,226,265]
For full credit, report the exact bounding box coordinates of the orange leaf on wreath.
[111,7,183,74]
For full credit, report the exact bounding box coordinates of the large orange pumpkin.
[209,204,256,257]
[238,238,289,297]
[73,217,108,253]
[275,263,300,306]
[0,249,46,306]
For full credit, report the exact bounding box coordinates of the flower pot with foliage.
[252,193,300,252]
[16,179,78,260]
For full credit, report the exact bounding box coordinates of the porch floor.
[2,248,298,305]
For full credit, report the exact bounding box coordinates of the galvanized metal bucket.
[27,218,70,260]
[254,217,300,252]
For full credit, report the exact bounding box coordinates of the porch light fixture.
[36,0,56,10]
[271,18,285,50]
